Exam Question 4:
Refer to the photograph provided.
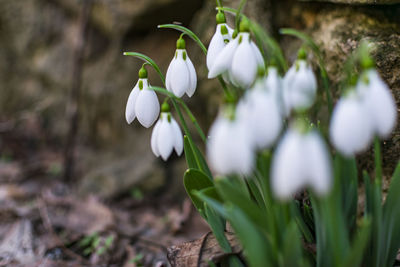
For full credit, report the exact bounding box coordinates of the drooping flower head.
[166,36,197,98]
[330,89,373,157]
[272,122,332,200]
[208,18,264,88]
[282,49,317,116]
[357,67,397,139]
[207,11,234,71]
[236,69,283,150]
[151,102,183,161]
[125,65,160,128]
[207,104,254,176]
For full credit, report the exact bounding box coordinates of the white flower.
[207,113,254,175]
[166,48,197,98]
[207,23,233,71]
[125,78,160,128]
[236,77,283,149]
[330,91,373,156]
[151,112,183,161]
[282,60,317,116]
[271,127,332,200]
[208,32,264,88]
[358,69,397,138]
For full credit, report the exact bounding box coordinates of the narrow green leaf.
[123,52,165,84]
[158,24,207,55]
[282,221,304,266]
[183,169,213,216]
[183,136,198,170]
[343,217,371,267]
[215,178,268,230]
[204,204,231,252]
[225,205,272,267]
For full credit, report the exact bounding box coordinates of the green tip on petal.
[297,48,307,60]
[220,24,228,35]
[216,11,226,24]
[269,58,278,67]
[138,65,148,79]
[176,37,186,49]
[239,18,250,32]
[232,30,238,39]
[161,102,170,112]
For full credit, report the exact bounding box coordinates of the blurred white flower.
[282,60,317,116]
[207,23,233,71]
[208,32,263,88]
[166,38,197,97]
[236,77,283,149]
[272,127,332,200]
[358,69,397,138]
[330,91,373,156]
[125,78,160,128]
[151,112,183,161]
[207,112,254,175]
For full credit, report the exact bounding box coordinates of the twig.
[63,0,93,182]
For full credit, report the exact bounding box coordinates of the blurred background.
[0,0,399,266]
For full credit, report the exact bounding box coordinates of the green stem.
[176,98,207,143]
[216,0,223,7]
[235,0,247,30]
[374,136,382,187]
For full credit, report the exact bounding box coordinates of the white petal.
[363,70,397,138]
[207,24,226,70]
[135,88,160,128]
[237,88,282,149]
[231,33,257,88]
[171,117,183,155]
[304,131,332,195]
[166,54,176,93]
[271,130,305,200]
[170,50,190,97]
[282,64,297,116]
[330,94,373,156]
[207,115,254,175]
[208,37,239,79]
[157,117,174,161]
[250,41,264,67]
[151,117,162,157]
[185,54,197,97]
[125,82,140,124]
[290,61,317,110]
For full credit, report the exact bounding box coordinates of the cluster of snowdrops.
[123,4,400,267]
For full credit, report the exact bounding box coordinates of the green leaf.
[158,24,207,55]
[382,162,400,266]
[123,52,165,85]
[343,217,371,267]
[225,205,272,267]
[204,204,231,252]
[214,178,269,230]
[282,221,304,267]
[183,169,213,216]
[183,136,212,179]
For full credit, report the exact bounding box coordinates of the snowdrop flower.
[272,126,332,200]
[151,103,183,161]
[330,90,373,156]
[282,50,317,116]
[357,69,397,138]
[207,11,234,71]
[208,18,264,88]
[125,66,160,128]
[236,74,283,149]
[207,107,254,175]
[165,36,197,97]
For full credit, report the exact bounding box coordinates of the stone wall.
[1,0,399,197]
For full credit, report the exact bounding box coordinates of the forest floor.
[0,121,209,267]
